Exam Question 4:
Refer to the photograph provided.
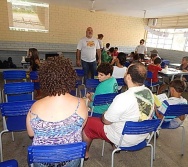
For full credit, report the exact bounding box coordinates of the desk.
[159,68,188,96]
[169,63,181,68]
[21,62,30,69]
[159,68,188,81]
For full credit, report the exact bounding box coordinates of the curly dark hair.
[127,62,146,85]
[170,79,186,93]
[39,56,76,96]
[97,63,113,76]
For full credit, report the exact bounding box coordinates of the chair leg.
[101,140,105,157]
[111,149,116,167]
[153,132,156,160]
[80,158,84,167]
[111,148,121,167]
[0,133,2,162]
[147,144,153,167]
[11,132,15,142]
[181,125,185,156]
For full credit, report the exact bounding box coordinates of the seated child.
[132,54,141,63]
[155,79,187,122]
[86,63,118,114]
[101,47,114,63]
[147,57,167,83]
[178,56,188,81]
[113,47,119,58]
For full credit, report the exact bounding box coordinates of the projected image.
[7,0,49,32]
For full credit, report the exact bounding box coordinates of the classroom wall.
[0,0,145,48]
[0,0,146,67]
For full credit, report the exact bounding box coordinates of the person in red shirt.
[113,47,119,58]
[147,57,167,83]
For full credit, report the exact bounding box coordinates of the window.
[146,28,188,52]
[7,0,49,32]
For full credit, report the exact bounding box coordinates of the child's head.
[154,57,161,66]
[98,34,104,40]
[151,54,158,61]
[114,47,118,52]
[181,56,188,65]
[106,43,110,48]
[133,54,141,62]
[97,63,113,82]
[169,79,186,95]
[108,47,115,56]
[117,52,126,65]
[140,39,145,45]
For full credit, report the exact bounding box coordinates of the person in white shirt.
[76,27,101,83]
[83,62,154,159]
[135,39,147,61]
[97,34,104,50]
[155,79,187,122]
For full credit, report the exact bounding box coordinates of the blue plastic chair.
[3,70,26,84]
[161,60,170,68]
[102,119,161,167]
[0,159,18,167]
[124,61,130,67]
[81,79,100,97]
[28,142,87,167]
[90,93,118,117]
[145,71,161,93]
[30,71,40,90]
[3,82,34,103]
[75,69,84,85]
[157,104,188,156]
[0,100,35,161]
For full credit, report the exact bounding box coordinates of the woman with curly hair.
[26,56,88,167]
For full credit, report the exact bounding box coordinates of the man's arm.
[96,49,101,65]
[102,113,112,125]
[76,49,81,66]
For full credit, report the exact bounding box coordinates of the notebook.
[154,93,168,107]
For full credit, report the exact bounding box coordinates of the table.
[159,68,188,96]
[169,63,181,68]
[159,68,188,81]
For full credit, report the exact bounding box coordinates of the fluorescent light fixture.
[7,0,49,7]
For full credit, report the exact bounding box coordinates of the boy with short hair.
[86,63,118,114]
[147,57,167,83]
[155,79,187,121]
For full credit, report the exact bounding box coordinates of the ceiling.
[30,0,188,18]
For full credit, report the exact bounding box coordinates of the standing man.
[76,27,101,83]
[135,39,147,61]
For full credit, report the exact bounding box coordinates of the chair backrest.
[3,70,26,83]
[163,104,188,117]
[4,82,34,102]
[124,61,130,68]
[28,142,87,166]
[1,100,35,131]
[93,93,118,106]
[122,119,161,135]
[29,71,40,90]
[91,93,118,117]
[30,71,38,80]
[75,69,84,77]
[147,71,153,79]
[84,79,100,96]
[0,159,18,167]
[116,78,126,87]
[75,69,84,85]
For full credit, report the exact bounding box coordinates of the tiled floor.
[0,72,188,167]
